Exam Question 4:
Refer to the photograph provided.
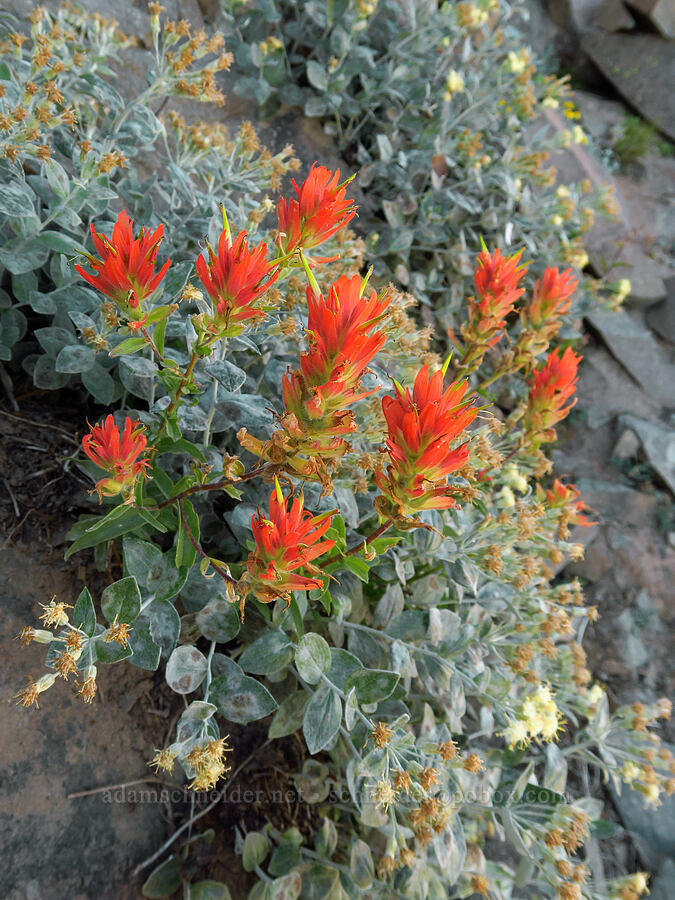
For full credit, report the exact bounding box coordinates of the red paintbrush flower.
[75,210,170,326]
[246,479,335,605]
[527,267,577,328]
[195,225,278,336]
[283,274,391,423]
[238,274,391,489]
[82,414,151,500]
[459,245,529,371]
[375,364,477,515]
[524,346,581,442]
[276,164,357,256]
[544,479,596,527]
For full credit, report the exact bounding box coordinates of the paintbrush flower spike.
[245,480,335,607]
[195,224,278,336]
[375,364,477,516]
[75,210,170,327]
[524,346,581,444]
[82,414,151,500]
[276,164,357,256]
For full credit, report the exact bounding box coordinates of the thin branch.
[323,517,394,568]
[0,408,80,446]
[178,498,237,586]
[67,777,173,799]
[146,464,271,512]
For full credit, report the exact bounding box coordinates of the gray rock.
[574,89,626,143]
[582,30,675,141]
[611,774,675,870]
[626,0,675,39]
[612,428,642,459]
[576,477,659,525]
[592,0,637,30]
[566,527,613,580]
[620,414,675,492]
[543,107,672,307]
[585,309,675,407]
[650,859,675,900]
[646,290,675,345]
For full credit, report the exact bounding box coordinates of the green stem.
[323,518,394,568]
[155,351,199,438]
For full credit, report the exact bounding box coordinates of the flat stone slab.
[585,309,675,408]
[582,30,675,141]
[620,414,675,493]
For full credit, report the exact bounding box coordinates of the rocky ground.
[1,0,673,898]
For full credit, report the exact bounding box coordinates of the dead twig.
[67,776,175,799]
[0,364,19,411]
[0,408,80,446]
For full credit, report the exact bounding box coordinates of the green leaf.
[295,633,331,685]
[521,785,566,806]
[339,556,370,582]
[196,597,241,643]
[100,576,142,624]
[65,509,146,559]
[142,855,182,898]
[242,832,269,872]
[0,236,49,274]
[314,817,338,859]
[189,882,232,900]
[147,600,181,658]
[0,181,35,217]
[239,632,293,675]
[387,610,428,641]
[128,614,161,671]
[109,337,147,357]
[349,839,374,889]
[268,844,301,877]
[306,60,328,91]
[165,645,208,694]
[209,656,278,725]
[344,668,399,704]
[303,686,341,754]
[37,229,86,254]
[73,587,97,636]
[327,648,363,691]
[344,687,358,731]
[124,536,162,587]
[176,498,199,568]
[268,692,309,740]
[204,359,246,392]
[95,639,133,664]
[146,551,187,602]
[270,871,301,900]
[44,159,70,198]
[54,343,96,374]
[82,363,115,405]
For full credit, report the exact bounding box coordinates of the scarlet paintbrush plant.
[276,163,357,257]
[194,212,279,343]
[459,245,529,372]
[82,414,151,500]
[517,266,578,362]
[375,363,477,520]
[239,273,391,489]
[541,479,596,532]
[523,346,581,447]
[526,267,577,331]
[74,210,171,328]
[241,478,335,612]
